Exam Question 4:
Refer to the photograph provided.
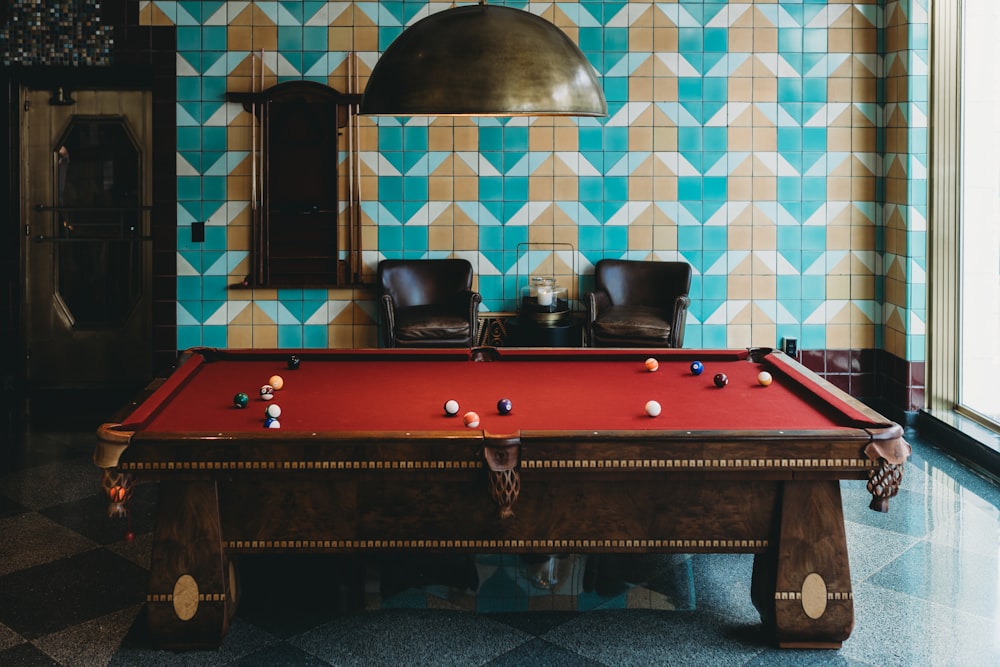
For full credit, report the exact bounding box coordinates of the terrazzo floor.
[1,419,998,666]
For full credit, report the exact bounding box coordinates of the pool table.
[95,346,910,650]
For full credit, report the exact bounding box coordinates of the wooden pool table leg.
[147,480,237,649]
[751,480,854,649]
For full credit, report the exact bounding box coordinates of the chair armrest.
[380,294,397,348]
[671,295,691,348]
[463,291,483,344]
[584,291,611,347]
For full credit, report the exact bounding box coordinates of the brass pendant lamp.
[360,1,608,117]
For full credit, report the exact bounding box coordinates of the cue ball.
[713,373,729,388]
[259,384,274,400]
[233,392,249,409]
[265,403,282,419]
[463,411,480,428]
[268,375,284,391]
[497,398,513,415]
[443,399,460,416]
[263,417,281,429]
[690,361,704,375]
[758,371,773,387]
[645,400,662,417]
[644,357,659,372]
[287,355,301,370]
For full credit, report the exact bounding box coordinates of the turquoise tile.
[203,26,227,50]
[177,176,201,201]
[177,325,202,349]
[177,27,201,52]
[800,323,826,349]
[702,324,728,348]
[603,177,627,202]
[778,28,802,53]
[379,176,403,201]
[778,78,802,103]
[201,76,227,102]
[503,127,529,152]
[203,176,226,201]
[678,177,702,201]
[705,27,728,53]
[177,127,201,151]
[303,26,327,52]
[401,226,427,254]
[678,78,703,102]
[604,27,628,52]
[703,177,727,201]
[378,226,403,254]
[604,226,627,252]
[604,77,629,103]
[803,27,827,53]
[202,127,227,152]
[576,176,601,203]
[702,76,727,104]
[403,126,428,152]
[579,27,602,52]
[278,325,303,348]
[579,225,603,252]
[579,127,603,152]
[479,177,502,201]
[802,176,826,201]
[378,125,402,152]
[403,178,428,202]
[177,76,200,102]
[702,275,727,300]
[679,27,703,53]
[278,26,303,52]
[803,77,826,103]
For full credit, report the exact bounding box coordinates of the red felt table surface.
[133,349,870,435]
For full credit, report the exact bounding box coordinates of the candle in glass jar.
[537,287,553,306]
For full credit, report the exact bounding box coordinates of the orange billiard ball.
[758,371,773,387]
[644,357,659,372]
[268,374,284,391]
[463,411,481,428]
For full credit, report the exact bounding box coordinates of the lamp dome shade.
[360,4,608,117]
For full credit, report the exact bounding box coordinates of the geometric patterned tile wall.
[138,0,927,364]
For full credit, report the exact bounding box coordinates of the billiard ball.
[444,399,460,416]
[644,357,659,372]
[644,400,662,417]
[757,371,773,387]
[713,373,729,388]
[259,384,274,400]
[264,417,281,428]
[268,374,284,391]
[233,392,249,409]
[463,411,481,428]
[265,403,282,419]
[497,398,513,415]
[287,355,301,370]
[690,361,704,375]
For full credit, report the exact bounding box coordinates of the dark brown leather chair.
[378,259,482,348]
[585,259,692,348]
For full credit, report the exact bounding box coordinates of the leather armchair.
[585,259,692,348]
[378,259,482,348]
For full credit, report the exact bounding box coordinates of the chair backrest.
[594,259,692,309]
[378,259,474,308]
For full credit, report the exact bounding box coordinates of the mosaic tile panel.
[1,0,112,66]
[136,1,927,374]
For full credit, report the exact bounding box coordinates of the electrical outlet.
[782,337,798,357]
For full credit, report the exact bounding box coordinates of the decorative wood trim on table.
[116,456,878,472]
[521,457,877,471]
[222,538,770,551]
[118,459,482,471]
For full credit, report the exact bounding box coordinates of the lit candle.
[537,286,553,306]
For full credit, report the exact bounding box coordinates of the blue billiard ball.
[690,361,704,375]
[497,398,513,415]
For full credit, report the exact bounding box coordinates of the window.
[959,0,1000,428]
